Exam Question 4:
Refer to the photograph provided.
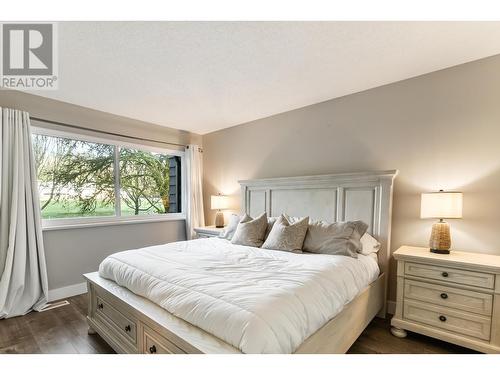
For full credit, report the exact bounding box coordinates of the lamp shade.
[421,191,463,219]
[211,194,229,210]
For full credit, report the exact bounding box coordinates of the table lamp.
[421,190,463,254]
[211,194,229,228]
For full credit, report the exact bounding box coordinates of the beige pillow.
[303,220,368,258]
[231,213,268,247]
[266,214,309,239]
[261,215,309,252]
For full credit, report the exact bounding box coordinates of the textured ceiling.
[33,21,500,134]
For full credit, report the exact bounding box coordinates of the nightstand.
[391,245,500,353]
[193,226,225,239]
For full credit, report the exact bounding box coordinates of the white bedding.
[98,238,379,353]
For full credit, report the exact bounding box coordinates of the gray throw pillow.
[302,220,368,258]
[261,215,309,253]
[231,213,268,247]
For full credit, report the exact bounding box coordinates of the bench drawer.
[143,325,185,354]
[404,262,494,289]
[403,299,491,341]
[404,279,493,316]
[95,295,137,345]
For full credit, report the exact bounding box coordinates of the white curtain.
[0,108,49,318]
[185,144,205,239]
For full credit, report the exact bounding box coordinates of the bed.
[84,170,398,354]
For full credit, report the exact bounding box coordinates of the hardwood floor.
[0,293,477,354]
[0,294,113,354]
[348,315,477,354]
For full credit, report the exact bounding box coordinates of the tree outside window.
[32,133,181,220]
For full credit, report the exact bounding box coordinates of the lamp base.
[215,211,224,228]
[429,220,451,254]
[430,248,450,254]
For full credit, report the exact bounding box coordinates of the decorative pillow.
[265,215,303,240]
[231,213,268,247]
[261,215,309,253]
[220,214,241,240]
[303,220,368,258]
[359,232,381,255]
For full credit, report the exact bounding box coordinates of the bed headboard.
[239,170,398,312]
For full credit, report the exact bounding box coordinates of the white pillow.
[283,214,310,224]
[220,214,240,240]
[264,216,278,239]
[359,233,381,255]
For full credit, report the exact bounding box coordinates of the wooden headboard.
[239,170,398,312]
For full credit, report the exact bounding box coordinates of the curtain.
[185,144,205,239]
[0,108,48,318]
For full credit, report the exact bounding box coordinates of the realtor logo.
[1,23,58,90]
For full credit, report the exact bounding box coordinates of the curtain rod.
[30,116,188,148]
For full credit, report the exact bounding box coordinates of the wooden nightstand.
[391,246,500,353]
[193,226,225,239]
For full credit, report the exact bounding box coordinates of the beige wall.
[203,54,500,301]
[0,90,202,290]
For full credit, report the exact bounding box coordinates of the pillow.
[283,214,310,224]
[261,215,309,253]
[220,214,241,240]
[359,232,381,255]
[264,216,278,240]
[231,212,268,247]
[302,220,368,258]
[265,215,302,240]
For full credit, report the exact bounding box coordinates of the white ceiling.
[35,22,500,134]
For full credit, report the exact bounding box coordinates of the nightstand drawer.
[405,262,495,289]
[404,279,493,316]
[403,299,491,341]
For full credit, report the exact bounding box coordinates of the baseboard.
[48,282,87,302]
[387,300,396,315]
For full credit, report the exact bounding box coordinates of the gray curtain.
[0,107,49,318]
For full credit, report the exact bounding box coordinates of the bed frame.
[84,170,398,354]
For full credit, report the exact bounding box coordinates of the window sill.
[42,214,186,231]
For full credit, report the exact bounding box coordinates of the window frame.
[32,126,186,231]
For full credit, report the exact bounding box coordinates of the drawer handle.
[125,325,131,332]
[441,272,449,278]
[440,293,448,299]
[97,303,104,310]
[149,345,157,354]
[439,315,447,322]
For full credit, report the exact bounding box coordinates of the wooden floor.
[0,293,477,354]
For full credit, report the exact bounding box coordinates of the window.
[119,147,182,216]
[32,129,184,228]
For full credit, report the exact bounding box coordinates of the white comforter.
[98,238,379,353]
